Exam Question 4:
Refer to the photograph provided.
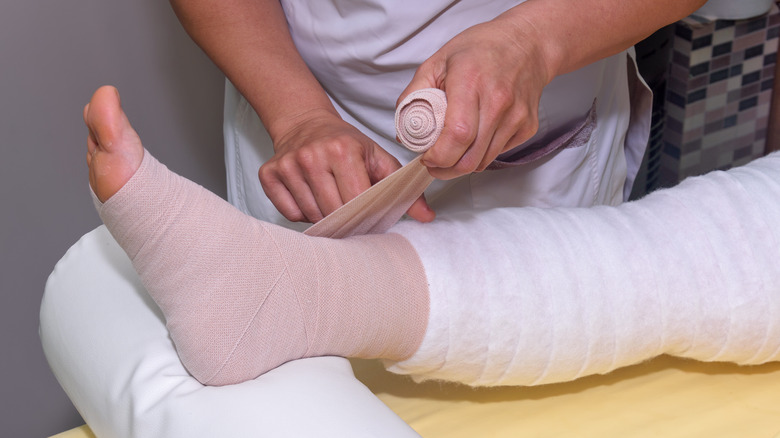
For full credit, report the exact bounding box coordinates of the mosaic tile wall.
[657,5,780,188]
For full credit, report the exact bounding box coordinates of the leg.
[86,85,780,389]
[389,153,780,385]
[40,226,421,437]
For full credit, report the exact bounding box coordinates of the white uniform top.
[223,0,652,231]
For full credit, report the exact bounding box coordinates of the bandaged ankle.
[94,151,429,386]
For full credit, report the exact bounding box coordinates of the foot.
[83,86,144,202]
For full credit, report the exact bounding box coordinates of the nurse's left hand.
[398,12,552,180]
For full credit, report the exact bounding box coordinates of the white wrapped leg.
[40,226,420,437]
[388,152,780,387]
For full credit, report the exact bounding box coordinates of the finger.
[260,174,308,223]
[473,113,518,172]
[330,151,373,204]
[283,175,326,223]
[260,164,323,223]
[396,61,439,109]
[462,85,517,172]
[475,104,539,171]
[422,84,479,170]
[304,169,345,217]
[406,195,436,223]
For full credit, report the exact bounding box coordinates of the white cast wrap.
[389,152,780,386]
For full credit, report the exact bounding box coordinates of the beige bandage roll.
[395,88,448,153]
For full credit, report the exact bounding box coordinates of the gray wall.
[1,1,226,436]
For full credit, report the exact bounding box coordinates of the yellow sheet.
[49,425,94,438]
[353,356,780,437]
[52,356,780,437]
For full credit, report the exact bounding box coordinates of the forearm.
[500,0,706,83]
[169,0,338,142]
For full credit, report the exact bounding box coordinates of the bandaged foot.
[84,86,430,386]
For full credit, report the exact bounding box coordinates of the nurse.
[169,0,707,228]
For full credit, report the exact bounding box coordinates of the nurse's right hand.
[258,110,435,224]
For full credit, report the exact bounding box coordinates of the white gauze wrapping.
[386,152,780,386]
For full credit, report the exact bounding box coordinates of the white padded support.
[40,226,420,438]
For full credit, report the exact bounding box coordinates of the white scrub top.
[223,0,652,231]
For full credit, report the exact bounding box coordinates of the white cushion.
[40,226,419,438]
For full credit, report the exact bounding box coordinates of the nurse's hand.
[398,13,551,180]
[259,110,435,223]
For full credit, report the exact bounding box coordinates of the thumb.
[396,63,440,109]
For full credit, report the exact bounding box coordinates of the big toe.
[85,86,132,151]
[85,86,144,202]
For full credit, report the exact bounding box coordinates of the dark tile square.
[692,34,713,50]
[666,90,686,108]
[736,16,768,37]
[675,24,693,41]
[723,114,738,128]
[690,61,710,77]
[709,68,729,83]
[761,78,774,91]
[764,52,777,66]
[768,25,780,39]
[687,88,707,103]
[748,16,769,32]
[712,42,732,57]
[715,20,736,31]
[739,95,759,111]
[744,44,765,60]
[730,64,744,77]
[742,70,761,86]
[664,142,681,159]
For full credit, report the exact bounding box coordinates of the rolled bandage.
[395,88,447,153]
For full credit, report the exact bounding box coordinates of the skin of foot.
[84,85,145,203]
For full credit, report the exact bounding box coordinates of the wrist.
[494,4,563,87]
[251,95,341,146]
[265,106,342,148]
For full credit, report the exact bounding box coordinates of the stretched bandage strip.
[305,88,446,238]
